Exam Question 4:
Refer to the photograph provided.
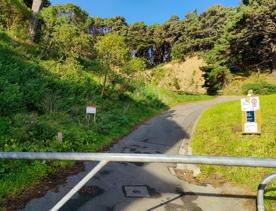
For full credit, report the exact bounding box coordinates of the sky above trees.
[50,0,241,24]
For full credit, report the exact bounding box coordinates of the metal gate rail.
[1,152,276,167]
[0,152,275,211]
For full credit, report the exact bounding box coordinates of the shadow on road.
[22,97,266,211]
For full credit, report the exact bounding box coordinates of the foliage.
[192,95,276,210]
[2,1,274,94]
[95,33,129,97]
[242,81,276,95]
[122,58,147,74]
[95,33,129,67]
[202,64,232,95]
[0,0,30,38]
[39,3,94,59]
[90,16,127,35]
[172,6,234,59]
[201,1,276,93]
[226,1,276,72]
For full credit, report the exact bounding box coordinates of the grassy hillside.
[0,31,212,205]
[223,73,276,95]
[192,95,276,210]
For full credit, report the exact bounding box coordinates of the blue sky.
[50,0,241,25]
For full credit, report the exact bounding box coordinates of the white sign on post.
[86,106,96,114]
[86,105,96,124]
[240,97,260,111]
[244,122,258,133]
[241,94,261,134]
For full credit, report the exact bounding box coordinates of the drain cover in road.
[123,185,150,198]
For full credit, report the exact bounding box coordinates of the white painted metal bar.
[50,160,108,211]
[257,173,276,211]
[0,152,276,168]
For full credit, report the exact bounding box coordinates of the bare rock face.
[158,56,207,94]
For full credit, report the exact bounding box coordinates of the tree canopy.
[39,3,94,59]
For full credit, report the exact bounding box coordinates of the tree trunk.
[29,0,43,42]
[101,66,109,99]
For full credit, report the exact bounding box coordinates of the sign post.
[86,105,96,124]
[241,91,261,134]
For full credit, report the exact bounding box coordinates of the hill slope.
[151,56,206,94]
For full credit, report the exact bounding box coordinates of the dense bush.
[242,81,276,95]
[202,64,232,95]
[122,58,146,74]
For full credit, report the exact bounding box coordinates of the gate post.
[257,173,276,211]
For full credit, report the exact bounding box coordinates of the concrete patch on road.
[174,138,201,177]
[123,185,150,198]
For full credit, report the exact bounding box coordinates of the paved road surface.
[22,96,254,211]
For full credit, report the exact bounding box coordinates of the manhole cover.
[123,185,150,198]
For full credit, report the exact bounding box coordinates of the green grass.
[140,85,213,106]
[192,95,276,210]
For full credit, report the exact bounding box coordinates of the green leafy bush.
[202,64,232,95]
[122,58,147,74]
[242,81,276,95]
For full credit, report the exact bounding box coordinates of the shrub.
[122,58,147,74]
[242,81,276,95]
[203,64,232,95]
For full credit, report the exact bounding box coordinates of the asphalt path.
[22,96,254,211]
